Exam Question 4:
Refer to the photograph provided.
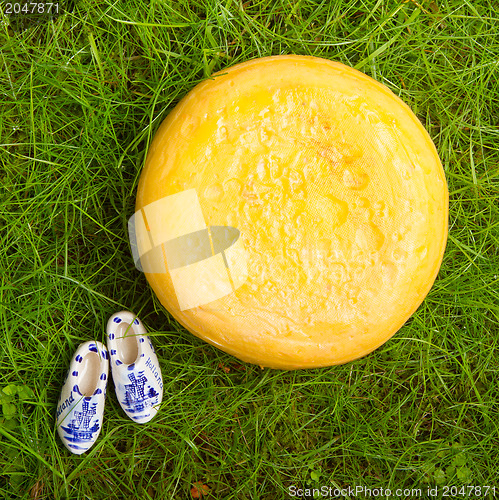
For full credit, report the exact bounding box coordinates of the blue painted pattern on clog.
[60,399,100,449]
[121,371,159,414]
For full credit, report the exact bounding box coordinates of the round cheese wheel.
[134,55,448,369]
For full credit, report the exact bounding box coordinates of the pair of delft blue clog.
[55,311,163,454]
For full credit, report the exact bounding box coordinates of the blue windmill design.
[122,371,159,414]
[61,399,99,443]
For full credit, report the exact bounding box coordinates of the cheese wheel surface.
[135,55,448,369]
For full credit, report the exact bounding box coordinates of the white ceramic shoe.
[106,311,163,423]
[56,341,109,454]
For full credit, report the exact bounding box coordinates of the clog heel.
[56,341,109,454]
[106,311,163,423]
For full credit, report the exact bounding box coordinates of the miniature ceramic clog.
[106,311,163,423]
[56,341,109,454]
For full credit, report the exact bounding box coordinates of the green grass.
[1,0,498,498]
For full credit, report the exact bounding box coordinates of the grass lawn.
[1,0,498,498]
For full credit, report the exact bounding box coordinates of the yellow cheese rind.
[136,55,448,369]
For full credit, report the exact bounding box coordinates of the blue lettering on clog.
[145,357,163,390]
[57,393,75,418]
